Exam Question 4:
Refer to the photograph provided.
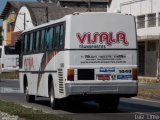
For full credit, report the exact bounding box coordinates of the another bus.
[0,45,19,72]
[0,46,2,73]
[18,12,138,112]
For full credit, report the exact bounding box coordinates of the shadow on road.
[120,101,160,112]
[35,99,106,113]
[34,98,160,113]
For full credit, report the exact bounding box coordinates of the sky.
[0,0,37,26]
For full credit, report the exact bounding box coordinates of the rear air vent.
[58,69,64,93]
[78,69,94,80]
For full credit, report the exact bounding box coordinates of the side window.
[27,33,30,52]
[21,35,25,53]
[36,31,40,51]
[46,28,50,49]
[24,34,27,52]
[55,26,60,48]
[49,27,53,49]
[60,25,64,48]
[46,27,54,50]
[52,27,55,49]
[0,48,1,58]
[54,24,64,49]
[29,33,33,52]
[33,32,37,51]
[23,35,25,52]
[41,30,45,51]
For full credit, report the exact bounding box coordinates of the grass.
[138,88,160,99]
[0,100,70,120]
[0,71,19,80]
[138,77,160,84]
[138,77,160,99]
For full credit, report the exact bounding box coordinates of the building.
[37,0,112,11]
[0,1,111,47]
[14,1,109,33]
[0,0,112,73]
[108,0,160,77]
[0,1,23,46]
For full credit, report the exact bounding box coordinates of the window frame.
[147,13,156,27]
[21,21,65,55]
[137,15,145,29]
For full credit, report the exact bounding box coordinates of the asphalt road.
[0,80,160,120]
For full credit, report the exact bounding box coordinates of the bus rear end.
[1,45,19,72]
[0,46,1,73]
[64,12,137,111]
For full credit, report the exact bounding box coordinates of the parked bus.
[18,12,138,112]
[0,45,19,72]
[0,46,2,73]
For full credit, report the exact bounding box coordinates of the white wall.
[108,0,160,38]
[108,0,130,13]
[108,0,160,15]
[14,6,34,32]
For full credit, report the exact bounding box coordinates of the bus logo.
[76,32,128,46]
[24,57,34,70]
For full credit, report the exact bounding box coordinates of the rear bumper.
[65,81,138,97]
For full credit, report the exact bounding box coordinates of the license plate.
[97,74,110,80]
[117,75,132,80]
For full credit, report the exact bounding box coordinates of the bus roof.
[22,12,132,33]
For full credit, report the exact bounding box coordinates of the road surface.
[0,79,160,120]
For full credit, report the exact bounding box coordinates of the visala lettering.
[76,32,128,46]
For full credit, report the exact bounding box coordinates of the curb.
[137,94,160,101]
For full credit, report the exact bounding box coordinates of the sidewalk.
[0,112,19,120]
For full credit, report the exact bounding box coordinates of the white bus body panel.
[20,12,138,99]
[0,46,2,73]
[67,13,136,49]
[1,45,19,72]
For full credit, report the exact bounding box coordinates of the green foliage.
[0,100,70,120]
[0,71,19,79]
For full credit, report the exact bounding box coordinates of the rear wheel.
[24,83,35,103]
[99,96,119,112]
[49,81,60,109]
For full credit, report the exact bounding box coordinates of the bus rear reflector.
[67,69,74,81]
[132,68,138,80]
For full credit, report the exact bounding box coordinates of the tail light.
[132,68,138,80]
[67,69,74,81]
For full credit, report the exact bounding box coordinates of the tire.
[24,83,35,103]
[49,81,59,109]
[99,96,119,112]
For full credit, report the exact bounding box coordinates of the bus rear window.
[4,46,18,55]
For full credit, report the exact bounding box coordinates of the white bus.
[0,45,19,72]
[18,12,138,112]
[0,46,2,73]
